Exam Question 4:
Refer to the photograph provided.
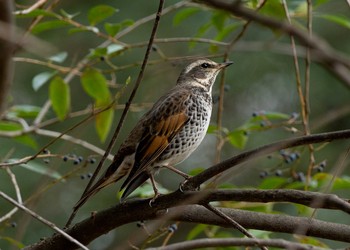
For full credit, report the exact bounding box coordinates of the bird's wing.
[120,90,190,192]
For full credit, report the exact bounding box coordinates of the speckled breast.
[159,91,212,166]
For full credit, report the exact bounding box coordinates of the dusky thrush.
[75,58,232,208]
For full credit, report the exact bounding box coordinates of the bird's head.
[177,58,233,92]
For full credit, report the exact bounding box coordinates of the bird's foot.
[149,193,161,207]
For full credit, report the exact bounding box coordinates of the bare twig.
[204,204,268,250]
[183,129,350,190]
[148,237,327,250]
[282,0,316,188]
[195,0,350,88]
[65,0,166,227]
[0,191,89,250]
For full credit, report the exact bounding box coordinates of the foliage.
[0,0,349,249]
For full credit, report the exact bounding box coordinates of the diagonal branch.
[195,0,350,88]
[182,129,350,190]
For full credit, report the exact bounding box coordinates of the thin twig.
[65,0,166,227]
[0,191,89,250]
[183,129,350,190]
[5,167,22,203]
[204,204,268,250]
[148,237,327,250]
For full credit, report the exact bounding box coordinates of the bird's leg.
[163,165,190,179]
[149,173,160,207]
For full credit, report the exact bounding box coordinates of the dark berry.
[275,169,282,176]
[316,166,324,172]
[78,156,84,163]
[296,172,305,182]
[252,111,258,117]
[259,171,268,178]
[136,221,144,227]
[168,224,178,233]
[73,159,80,165]
[80,175,86,180]
[63,155,69,162]
[260,121,267,127]
[42,149,49,154]
[89,158,96,164]
[87,173,93,178]
[319,161,326,168]
[43,159,50,164]
[290,112,299,119]
[11,222,17,228]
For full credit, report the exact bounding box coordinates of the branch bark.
[24,189,350,250]
[183,129,350,190]
[195,0,350,88]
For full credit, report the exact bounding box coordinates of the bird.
[74,58,233,209]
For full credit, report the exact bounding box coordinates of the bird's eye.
[201,63,210,68]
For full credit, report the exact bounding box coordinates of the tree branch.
[195,0,350,88]
[25,197,350,250]
[148,237,327,250]
[183,129,350,190]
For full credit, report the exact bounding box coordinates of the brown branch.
[183,129,350,191]
[24,193,350,250]
[148,238,327,250]
[195,0,350,88]
[0,1,14,114]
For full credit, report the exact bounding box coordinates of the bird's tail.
[73,161,125,210]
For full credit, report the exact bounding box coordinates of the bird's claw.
[179,179,188,193]
[148,193,160,207]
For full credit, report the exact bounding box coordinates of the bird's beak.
[218,61,234,69]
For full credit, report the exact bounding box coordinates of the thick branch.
[183,129,350,190]
[25,189,350,249]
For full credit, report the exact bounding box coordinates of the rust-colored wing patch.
[120,112,189,190]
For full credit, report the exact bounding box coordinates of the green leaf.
[8,105,41,118]
[88,47,107,58]
[95,101,114,142]
[214,23,240,41]
[15,135,38,149]
[88,5,117,25]
[60,9,80,19]
[207,125,218,134]
[228,129,248,149]
[173,7,200,26]
[211,11,228,31]
[32,20,70,34]
[32,71,57,91]
[48,51,68,63]
[259,176,287,189]
[107,44,124,55]
[81,68,111,101]
[9,159,63,179]
[119,181,168,199]
[190,22,212,48]
[320,14,350,29]
[49,76,70,120]
[187,224,208,240]
[104,22,121,36]
[0,121,22,131]
[260,0,286,19]
[16,9,58,18]
[121,19,134,27]
[0,236,25,249]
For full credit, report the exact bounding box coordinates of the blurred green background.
[1,0,349,249]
